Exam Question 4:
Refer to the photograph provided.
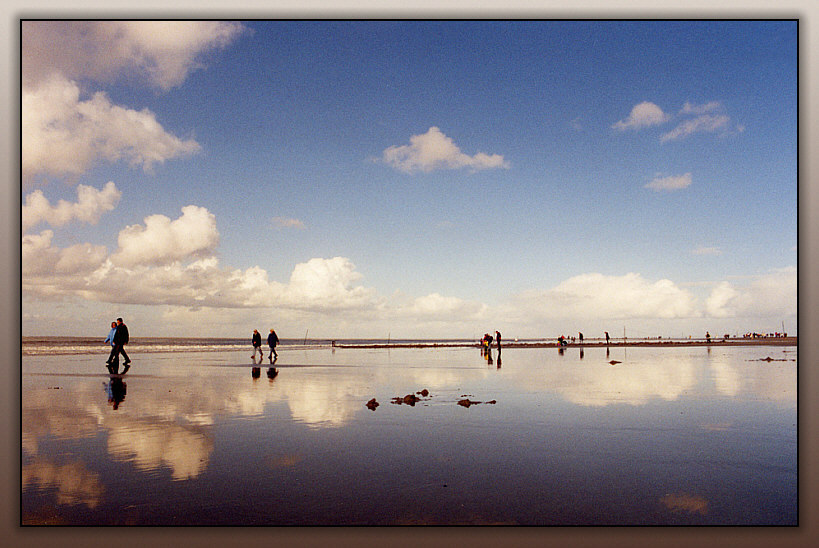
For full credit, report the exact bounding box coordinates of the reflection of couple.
[105,376,127,409]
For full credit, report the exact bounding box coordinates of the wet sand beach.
[22,342,797,525]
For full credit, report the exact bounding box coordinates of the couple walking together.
[104,318,130,372]
[253,328,279,361]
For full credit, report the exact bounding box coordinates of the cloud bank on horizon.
[21,21,796,338]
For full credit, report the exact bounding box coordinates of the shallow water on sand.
[21,344,797,525]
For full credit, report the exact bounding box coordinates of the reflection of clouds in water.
[284,376,368,427]
[107,421,213,480]
[660,492,709,515]
[550,360,698,407]
[397,367,485,390]
[710,353,741,396]
[264,453,304,468]
[22,458,104,509]
[709,352,796,406]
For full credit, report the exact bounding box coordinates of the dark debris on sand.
[457,398,497,408]
[367,389,498,410]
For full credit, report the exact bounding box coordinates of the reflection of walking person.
[251,329,263,359]
[107,318,130,372]
[106,376,127,409]
[267,329,279,360]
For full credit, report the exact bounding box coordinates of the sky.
[20,19,798,339]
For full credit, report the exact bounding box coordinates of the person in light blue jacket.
[104,321,118,371]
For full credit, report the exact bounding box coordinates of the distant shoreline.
[332,337,797,349]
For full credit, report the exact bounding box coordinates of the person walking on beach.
[267,328,279,361]
[251,329,263,360]
[108,318,130,372]
[495,331,502,351]
[605,331,610,345]
[104,321,118,371]
[578,332,584,344]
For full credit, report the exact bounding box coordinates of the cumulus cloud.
[286,257,377,310]
[272,217,306,230]
[705,267,797,320]
[22,20,246,90]
[401,292,487,321]
[382,127,509,173]
[111,206,219,267]
[22,230,108,278]
[510,272,699,321]
[612,101,670,130]
[660,113,730,143]
[23,182,121,232]
[612,100,741,143]
[645,172,692,192]
[705,281,740,318]
[22,76,201,181]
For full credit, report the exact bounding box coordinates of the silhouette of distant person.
[578,332,584,344]
[605,331,610,345]
[706,331,712,343]
[267,329,279,361]
[251,329,263,360]
[495,331,502,351]
[107,318,130,372]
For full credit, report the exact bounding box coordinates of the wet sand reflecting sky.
[22,345,796,525]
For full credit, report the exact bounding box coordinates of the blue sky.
[21,20,797,338]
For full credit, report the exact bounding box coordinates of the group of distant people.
[481,331,502,352]
[252,328,280,362]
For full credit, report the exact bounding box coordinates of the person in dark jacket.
[267,329,279,360]
[251,329,263,360]
[107,318,130,370]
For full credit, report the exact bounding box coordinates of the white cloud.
[22,75,200,180]
[22,230,108,278]
[509,272,699,321]
[382,126,509,173]
[680,101,722,115]
[22,182,121,232]
[403,292,487,321]
[612,101,670,130]
[111,206,219,267]
[705,281,739,318]
[22,20,246,90]
[705,267,797,320]
[645,172,692,191]
[272,217,306,230]
[692,246,722,256]
[285,257,377,310]
[660,114,730,142]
